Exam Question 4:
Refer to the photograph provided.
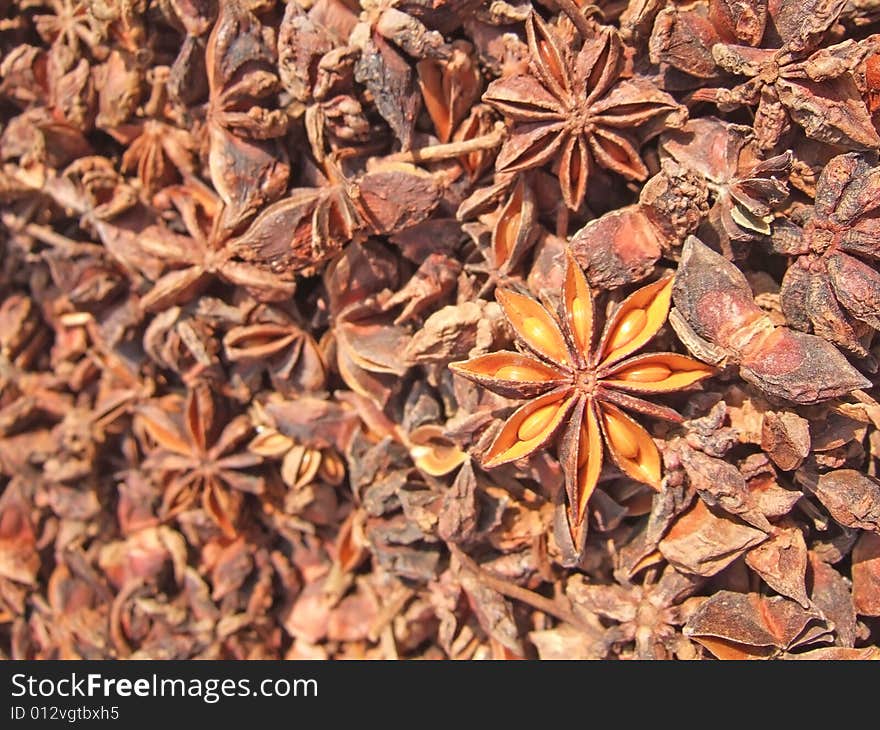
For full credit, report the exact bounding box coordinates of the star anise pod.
[417,39,482,144]
[136,384,263,538]
[138,182,296,311]
[205,0,289,233]
[567,566,704,659]
[670,236,872,402]
[247,424,344,492]
[117,119,194,196]
[772,152,880,356]
[483,12,686,211]
[222,303,326,398]
[450,253,716,545]
[107,68,195,197]
[459,172,541,282]
[26,0,107,70]
[690,2,880,151]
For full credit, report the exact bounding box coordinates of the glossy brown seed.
[577,421,591,468]
[603,407,640,460]
[496,289,571,366]
[612,362,672,383]
[524,316,564,357]
[318,451,346,485]
[518,402,560,442]
[605,309,647,353]
[599,277,674,367]
[495,364,555,381]
[571,298,590,342]
[602,353,717,392]
[483,391,574,467]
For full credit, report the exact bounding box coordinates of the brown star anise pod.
[450,253,716,545]
[205,0,289,233]
[772,152,880,356]
[483,12,686,211]
[567,565,703,659]
[247,423,345,492]
[138,182,296,312]
[689,2,880,152]
[26,0,107,70]
[417,39,482,144]
[136,384,263,538]
[107,67,195,197]
[222,303,326,398]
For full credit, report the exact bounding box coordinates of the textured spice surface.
[1,0,880,661]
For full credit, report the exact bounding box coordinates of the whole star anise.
[483,12,686,211]
[450,253,715,544]
[27,0,107,69]
[772,152,880,356]
[135,384,264,538]
[137,182,296,312]
[689,4,880,152]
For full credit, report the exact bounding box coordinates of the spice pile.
[1,0,879,660]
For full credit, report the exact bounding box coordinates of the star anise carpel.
[450,253,716,546]
[483,11,686,212]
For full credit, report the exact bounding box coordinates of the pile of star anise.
[1,0,879,661]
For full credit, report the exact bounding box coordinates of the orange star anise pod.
[450,253,716,544]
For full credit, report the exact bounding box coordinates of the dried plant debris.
[1,0,879,662]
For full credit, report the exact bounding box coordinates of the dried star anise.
[568,159,710,289]
[135,384,263,538]
[204,0,289,233]
[137,182,296,311]
[671,236,872,402]
[772,152,880,356]
[27,0,107,69]
[567,566,703,659]
[7,0,880,664]
[106,68,195,197]
[659,116,792,260]
[689,1,880,151]
[222,303,326,398]
[483,11,686,211]
[417,39,482,144]
[450,253,715,546]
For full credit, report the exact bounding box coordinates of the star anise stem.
[385,123,505,164]
[450,544,591,632]
[8,218,97,253]
[555,0,602,40]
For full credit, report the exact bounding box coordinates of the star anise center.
[575,367,598,395]
[804,220,839,255]
[758,59,782,85]
[564,106,595,135]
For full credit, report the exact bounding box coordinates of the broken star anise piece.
[483,12,686,211]
[450,253,716,546]
[660,116,791,260]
